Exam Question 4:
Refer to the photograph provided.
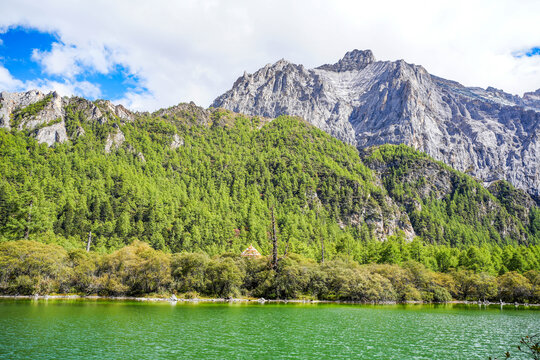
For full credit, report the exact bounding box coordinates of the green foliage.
[205,257,243,297]
[451,269,498,301]
[363,144,538,246]
[0,240,68,294]
[2,112,538,262]
[97,241,171,295]
[171,252,209,293]
[1,240,538,303]
[1,108,540,292]
[0,114,383,258]
[497,271,532,303]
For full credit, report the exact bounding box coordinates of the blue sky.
[525,47,540,57]
[0,28,56,81]
[0,27,146,100]
[0,0,539,111]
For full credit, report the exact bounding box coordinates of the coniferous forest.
[1,100,539,302]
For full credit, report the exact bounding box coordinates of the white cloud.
[0,65,24,91]
[1,0,539,110]
[29,79,101,99]
[31,45,81,78]
[32,42,114,78]
[0,64,101,98]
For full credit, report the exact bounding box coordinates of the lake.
[0,300,538,359]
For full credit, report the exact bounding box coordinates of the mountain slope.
[361,144,539,246]
[212,50,540,200]
[0,93,539,257]
[0,95,414,256]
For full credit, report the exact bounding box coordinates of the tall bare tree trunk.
[316,205,325,264]
[321,234,325,264]
[86,231,92,252]
[271,207,278,270]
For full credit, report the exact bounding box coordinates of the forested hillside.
[362,145,540,246]
[0,108,402,257]
[0,97,539,269]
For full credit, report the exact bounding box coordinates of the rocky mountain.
[0,90,134,147]
[212,50,540,201]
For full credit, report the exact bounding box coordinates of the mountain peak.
[213,50,540,199]
[317,49,375,72]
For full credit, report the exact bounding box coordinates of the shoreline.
[1,294,539,307]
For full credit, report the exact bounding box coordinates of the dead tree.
[271,206,278,270]
[316,203,325,264]
[86,231,92,252]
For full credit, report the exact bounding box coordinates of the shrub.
[205,258,243,298]
[99,241,171,295]
[171,252,210,293]
[497,271,532,302]
[0,240,68,295]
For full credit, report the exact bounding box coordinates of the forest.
[1,100,540,301]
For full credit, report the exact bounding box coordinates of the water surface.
[0,300,538,359]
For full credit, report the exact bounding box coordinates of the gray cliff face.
[0,90,135,147]
[105,126,126,153]
[35,121,68,146]
[523,88,540,110]
[0,90,47,129]
[317,49,375,72]
[212,59,357,145]
[212,50,540,199]
[0,90,64,130]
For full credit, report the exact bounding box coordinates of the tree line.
[0,240,538,303]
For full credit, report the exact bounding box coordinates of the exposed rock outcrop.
[170,134,184,149]
[212,59,357,145]
[35,121,68,146]
[0,90,48,130]
[317,49,375,72]
[95,100,135,122]
[153,102,211,126]
[105,128,125,153]
[523,88,540,109]
[0,90,65,130]
[0,91,135,147]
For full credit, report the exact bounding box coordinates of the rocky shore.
[1,294,538,307]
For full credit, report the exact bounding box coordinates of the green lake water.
[0,300,538,359]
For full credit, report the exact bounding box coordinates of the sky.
[0,0,539,111]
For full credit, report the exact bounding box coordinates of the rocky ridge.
[0,91,271,154]
[0,90,136,150]
[212,50,540,200]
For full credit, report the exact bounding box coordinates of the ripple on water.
[0,301,538,359]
